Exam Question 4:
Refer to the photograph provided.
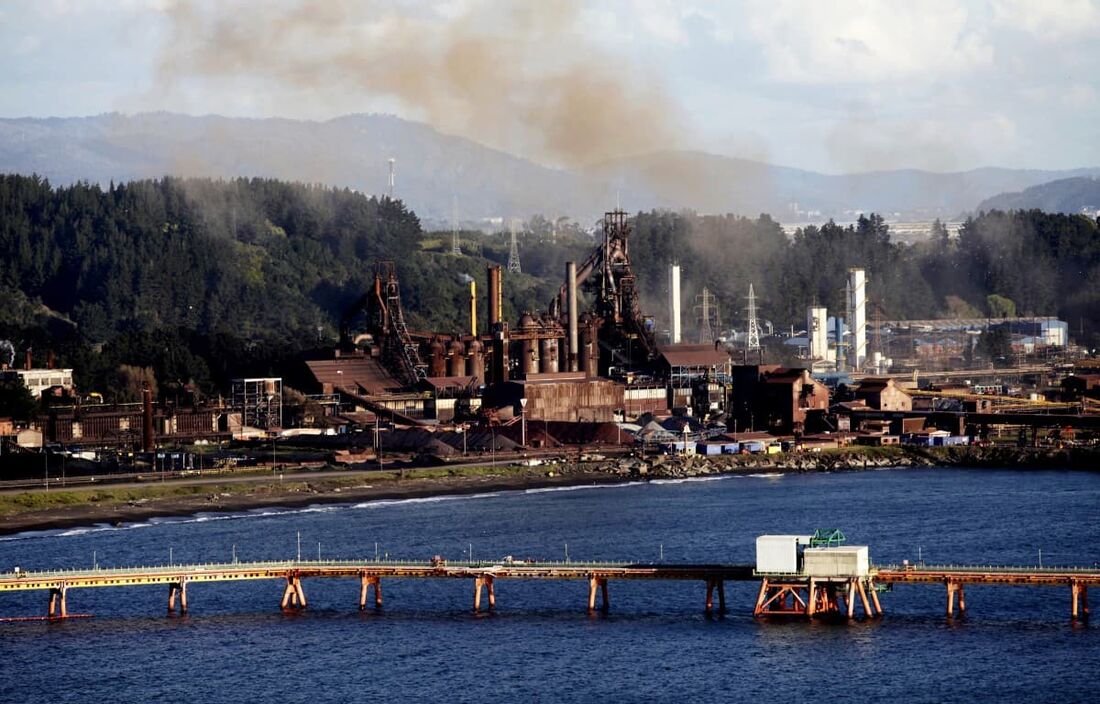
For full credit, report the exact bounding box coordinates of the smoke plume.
[158,0,682,168]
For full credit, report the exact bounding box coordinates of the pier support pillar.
[473,575,496,612]
[806,579,817,618]
[587,577,609,612]
[1072,581,1087,620]
[47,585,67,618]
[281,574,306,611]
[946,580,964,617]
[359,575,382,611]
[868,580,883,617]
[167,579,188,615]
[705,579,727,613]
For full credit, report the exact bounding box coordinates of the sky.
[1,0,1098,174]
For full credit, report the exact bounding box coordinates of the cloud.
[990,0,1100,39]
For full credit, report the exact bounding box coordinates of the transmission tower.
[507,218,522,274]
[694,287,719,344]
[450,196,461,255]
[746,283,761,353]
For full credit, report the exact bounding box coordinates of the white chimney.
[848,268,867,370]
[808,306,828,360]
[669,264,682,344]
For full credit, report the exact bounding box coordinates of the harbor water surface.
[1,467,1098,703]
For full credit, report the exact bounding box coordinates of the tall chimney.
[668,264,682,344]
[24,348,32,371]
[142,384,155,453]
[566,261,579,371]
[469,280,477,337]
[848,268,867,370]
[46,350,55,370]
[487,265,501,326]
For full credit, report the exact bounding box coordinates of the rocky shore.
[1,445,1095,536]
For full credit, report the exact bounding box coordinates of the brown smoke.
[158,0,682,168]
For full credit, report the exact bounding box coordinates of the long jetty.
[0,559,1094,621]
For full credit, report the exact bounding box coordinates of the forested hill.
[2,173,1099,408]
[976,177,1100,214]
[0,174,572,400]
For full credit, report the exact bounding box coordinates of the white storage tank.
[755,535,813,574]
[802,546,869,577]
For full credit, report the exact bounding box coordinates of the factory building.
[854,377,913,412]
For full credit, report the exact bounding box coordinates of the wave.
[522,482,645,495]
[649,475,731,485]
[746,472,784,479]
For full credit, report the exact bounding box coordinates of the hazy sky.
[2,0,1098,173]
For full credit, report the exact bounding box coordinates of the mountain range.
[2,112,1097,224]
[976,177,1100,215]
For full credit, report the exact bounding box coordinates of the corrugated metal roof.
[657,344,730,367]
[305,357,401,395]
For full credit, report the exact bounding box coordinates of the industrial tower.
[450,196,460,256]
[387,158,395,199]
[694,287,719,344]
[668,264,682,344]
[507,219,522,274]
[746,284,761,353]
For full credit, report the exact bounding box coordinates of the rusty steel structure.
[336,210,662,402]
[2,557,1096,622]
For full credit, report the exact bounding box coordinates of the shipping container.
[802,546,869,577]
[755,535,813,574]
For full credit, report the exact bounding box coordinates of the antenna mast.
[507,219,522,274]
[450,196,461,255]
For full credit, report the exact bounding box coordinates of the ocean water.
[1,467,1098,703]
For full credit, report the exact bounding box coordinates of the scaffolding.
[231,378,283,430]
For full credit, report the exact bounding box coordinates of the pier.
[0,557,1095,621]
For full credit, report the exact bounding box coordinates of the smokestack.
[487,265,501,326]
[848,268,867,370]
[567,261,578,371]
[24,348,32,371]
[469,280,477,337]
[668,264,682,344]
[808,306,828,360]
[142,384,155,453]
[46,350,55,370]
[387,158,395,199]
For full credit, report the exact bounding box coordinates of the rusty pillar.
[753,579,769,617]
[587,576,610,611]
[47,585,67,618]
[280,577,295,609]
[847,580,857,619]
[946,580,958,617]
[142,385,154,453]
[359,575,382,610]
[1072,581,1080,619]
[566,261,578,372]
[487,266,502,326]
[857,579,873,618]
[806,579,817,618]
[473,576,484,612]
[705,580,714,612]
[294,577,307,608]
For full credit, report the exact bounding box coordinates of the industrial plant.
[0,208,1095,475]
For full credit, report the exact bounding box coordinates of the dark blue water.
[1,468,1098,703]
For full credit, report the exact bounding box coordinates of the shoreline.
[2,445,1097,537]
